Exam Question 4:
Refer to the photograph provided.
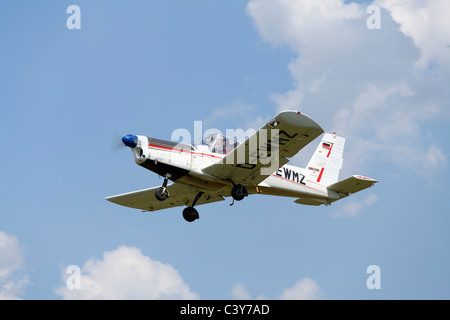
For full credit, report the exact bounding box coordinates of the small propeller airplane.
[106,111,378,222]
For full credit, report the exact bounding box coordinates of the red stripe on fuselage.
[148,144,223,159]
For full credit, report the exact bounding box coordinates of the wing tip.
[275,110,324,132]
[353,175,379,183]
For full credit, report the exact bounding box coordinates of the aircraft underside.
[139,160,335,222]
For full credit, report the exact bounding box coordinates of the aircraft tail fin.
[306,133,345,186]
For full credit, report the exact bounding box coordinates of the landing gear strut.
[182,192,204,222]
[155,177,169,201]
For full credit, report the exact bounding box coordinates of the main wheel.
[155,187,169,201]
[182,207,199,222]
[231,184,248,201]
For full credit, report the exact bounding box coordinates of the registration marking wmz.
[275,167,306,185]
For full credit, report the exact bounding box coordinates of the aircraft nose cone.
[122,134,138,148]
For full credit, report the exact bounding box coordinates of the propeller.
[111,133,138,153]
[111,133,126,153]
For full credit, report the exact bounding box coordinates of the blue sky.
[1,0,449,299]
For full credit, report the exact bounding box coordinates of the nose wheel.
[155,177,170,201]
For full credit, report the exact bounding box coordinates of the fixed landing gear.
[229,182,248,206]
[182,192,204,223]
[155,177,169,201]
[231,184,248,201]
[178,183,248,222]
[182,207,199,222]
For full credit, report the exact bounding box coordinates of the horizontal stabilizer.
[327,175,378,194]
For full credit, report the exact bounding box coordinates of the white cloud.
[231,283,252,300]
[231,278,321,300]
[204,99,268,131]
[376,0,450,69]
[278,278,323,300]
[231,283,266,300]
[331,193,378,219]
[247,0,363,52]
[271,87,304,113]
[205,99,255,127]
[247,0,449,177]
[0,231,28,300]
[423,145,447,171]
[55,246,199,300]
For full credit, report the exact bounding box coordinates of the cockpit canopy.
[195,133,240,155]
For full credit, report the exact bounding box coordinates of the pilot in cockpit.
[206,135,216,153]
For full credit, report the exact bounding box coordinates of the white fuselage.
[130,135,340,204]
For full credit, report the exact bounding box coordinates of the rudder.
[306,133,345,186]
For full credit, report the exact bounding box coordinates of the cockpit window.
[195,133,239,155]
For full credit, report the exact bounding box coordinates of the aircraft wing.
[106,183,225,212]
[202,111,324,185]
